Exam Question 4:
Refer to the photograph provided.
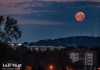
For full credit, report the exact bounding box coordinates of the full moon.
[75,12,85,22]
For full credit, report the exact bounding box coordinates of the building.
[9,43,65,51]
[27,46,65,51]
[68,49,97,70]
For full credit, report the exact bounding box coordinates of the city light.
[25,65,32,70]
[18,43,22,46]
[66,66,68,70]
[11,44,14,46]
[49,65,53,70]
[98,67,100,70]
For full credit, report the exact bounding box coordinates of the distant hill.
[24,36,100,47]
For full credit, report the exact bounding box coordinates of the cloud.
[0,0,33,15]
[17,18,63,25]
[0,0,100,15]
[0,6,32,15]
[0,0,50,15]
[36,0,100,2]
[0,0,32,4]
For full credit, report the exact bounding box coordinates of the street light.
[50,65,53,70]
[66,66,68,70]
[26,65,32,70]
[98,67,100,70]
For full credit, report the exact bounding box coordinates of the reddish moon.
[75,12,85,22]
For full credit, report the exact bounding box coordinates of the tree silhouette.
[0,16,21,42]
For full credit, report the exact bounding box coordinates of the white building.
[85,52,93,66]
[70,52,79,62]
[28,46,65,51]
[69,49,97,70]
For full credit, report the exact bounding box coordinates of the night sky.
[0,0,100,43]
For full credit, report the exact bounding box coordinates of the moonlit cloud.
[0,0,100,15]
[0,6,32,15]
[37,0,100,2]
[17,18,63,25]
[0,0,32,15]
[0,0,32,4]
